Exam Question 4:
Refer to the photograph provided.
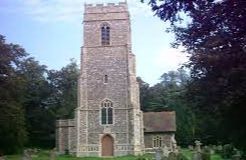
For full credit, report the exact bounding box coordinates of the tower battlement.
[85,2,127,7]
[84,2,128,14]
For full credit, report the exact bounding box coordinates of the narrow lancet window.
[101,108,107,124]
[108,108,113,124]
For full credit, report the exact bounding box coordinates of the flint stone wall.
[56,119,76,154]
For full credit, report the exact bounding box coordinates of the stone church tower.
[56,1,177,157]
[74,2,144,157]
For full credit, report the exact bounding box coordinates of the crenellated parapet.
[84,2,128,14]
[85,2,127,7]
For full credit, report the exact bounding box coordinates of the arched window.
[153,136,163,148]
[101,24,110,45]
[101,99,113,125]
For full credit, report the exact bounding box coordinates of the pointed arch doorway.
[101,134,114,156]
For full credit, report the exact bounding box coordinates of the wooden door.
[101,134,114,156]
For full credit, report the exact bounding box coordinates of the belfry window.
[101,99,113,125]
[153,136,163,148]
[101,24,110,45]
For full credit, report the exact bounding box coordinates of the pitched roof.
[143,111,176,132]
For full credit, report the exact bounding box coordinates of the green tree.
[137,77,150,111]
[142,0,246,150]
[160,69,195,146]
[146,83,169,111]
[142,69,189,112]
[0,35,80,151]
[47,59,79,119]
[19,57,54,148]
[0,35,27,154]
[138,69,195,146]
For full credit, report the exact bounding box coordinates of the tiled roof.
[143,111,176,132]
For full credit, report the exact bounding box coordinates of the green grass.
[181,149,193,160]
[5,150,150,160]
[5,149,223,160]
[211,154,223,160]
[181,149,223,160]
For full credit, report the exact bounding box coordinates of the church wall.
[78,111,87,142]
[57,127,68,153]
[84,47,129,109]
[113,110,128,133]
[68,125,76,154]
[87,110,101,133]
[56,119,75,153]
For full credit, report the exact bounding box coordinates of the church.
[56,2,176,157]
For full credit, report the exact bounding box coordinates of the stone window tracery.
[101,24,110,45]
[101,99,113,125]
[153,136,163,148]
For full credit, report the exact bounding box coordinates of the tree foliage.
[19,57,54,148]
[47,59,79,119]
[0,35,27,154]
[142,0,246,151]
[0,34,79,153]
[138,69,195,146]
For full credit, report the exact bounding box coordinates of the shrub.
[222,144,236,159]
[177,153,189,160]
[136,155,149,160]
[64,149,69,155]
[201,147,211,160]
[214,145,223,155]
[161,156,168,160]
[168,152,177,160]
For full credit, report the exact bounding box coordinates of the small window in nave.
[153,136,163,148]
